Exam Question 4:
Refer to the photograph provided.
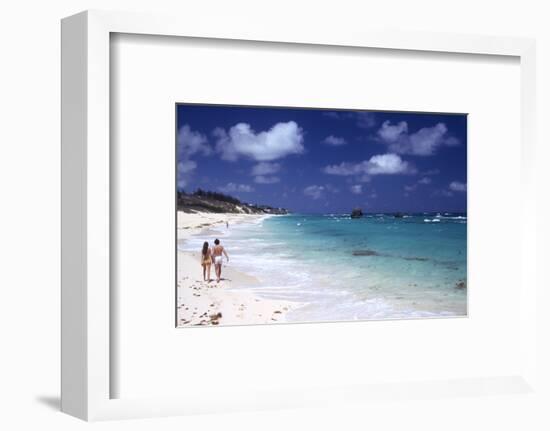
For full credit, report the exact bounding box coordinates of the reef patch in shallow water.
[352,249,381,256]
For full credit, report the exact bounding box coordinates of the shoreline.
[177,211,267,241]
[176,211,298,326]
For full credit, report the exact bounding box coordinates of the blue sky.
[177,104,467,214]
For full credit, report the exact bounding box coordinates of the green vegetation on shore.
[177,189,289,215]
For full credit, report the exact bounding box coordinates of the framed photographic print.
[176,104,468,327]
[61,10,541,422]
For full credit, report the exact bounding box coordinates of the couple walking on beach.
[201,239,229,283]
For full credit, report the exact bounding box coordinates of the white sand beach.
[177,211,296,326]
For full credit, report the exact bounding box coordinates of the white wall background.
[0,0,548,430]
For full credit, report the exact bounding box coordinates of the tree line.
[177,189,242,205]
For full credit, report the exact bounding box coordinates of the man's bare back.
[212,239,229,283]
[212,244,224,257]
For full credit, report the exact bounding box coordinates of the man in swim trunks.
[212,238,229,283]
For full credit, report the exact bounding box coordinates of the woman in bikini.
[211,238,229,283]
[200,241,212,282]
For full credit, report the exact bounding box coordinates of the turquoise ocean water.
[180,213,467,322]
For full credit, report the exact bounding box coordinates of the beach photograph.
[176,104,467,327]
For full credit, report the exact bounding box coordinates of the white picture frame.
[61,9,539,421]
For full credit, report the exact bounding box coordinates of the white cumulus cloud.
[254,175,280,184]
[403,176,432,194]
[356,112,377,129]
[251,162,280,176]
[433,189,454,197]
[218,183,254,194]
[322,135,347,146]
[214,121,304,162]
[250,162,281,185]
[449,181,467,192]
[177,125,211,158]
[378,120,408,142]
[377,121,459,156]
[323,153,415,177]
[177,125,211,190]
[178,160,197,174]
[322,112,341,119]
[177,161,197,189]
[350,184,363,194]
[368,154,414,174]
[304,185,325,200]
[418,177,432,185]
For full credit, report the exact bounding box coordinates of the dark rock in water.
[353,249,380,256]
[393,212,405,218]
[351,208,363,218]
[402,256,429,262]
[455,280,467,290]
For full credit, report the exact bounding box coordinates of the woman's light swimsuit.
[201,251,212,265]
